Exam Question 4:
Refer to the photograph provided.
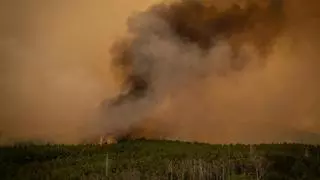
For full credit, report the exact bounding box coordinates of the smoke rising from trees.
[101,0,320,144]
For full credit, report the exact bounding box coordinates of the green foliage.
[1,140,320,179]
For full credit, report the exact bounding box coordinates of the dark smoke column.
[98,0,285,140]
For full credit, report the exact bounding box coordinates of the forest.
[1,139,320,180]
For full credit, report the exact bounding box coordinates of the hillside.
[1,139,320,180]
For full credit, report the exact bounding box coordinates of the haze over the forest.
[1,0,320,145]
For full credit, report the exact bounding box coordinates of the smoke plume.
[100,0,320,144]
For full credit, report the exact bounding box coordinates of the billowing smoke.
[100,0,320,144]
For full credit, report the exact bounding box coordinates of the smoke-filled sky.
[1,0,320,145]
[0,0,162,144]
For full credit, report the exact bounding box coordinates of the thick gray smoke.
[100,0,320,144]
